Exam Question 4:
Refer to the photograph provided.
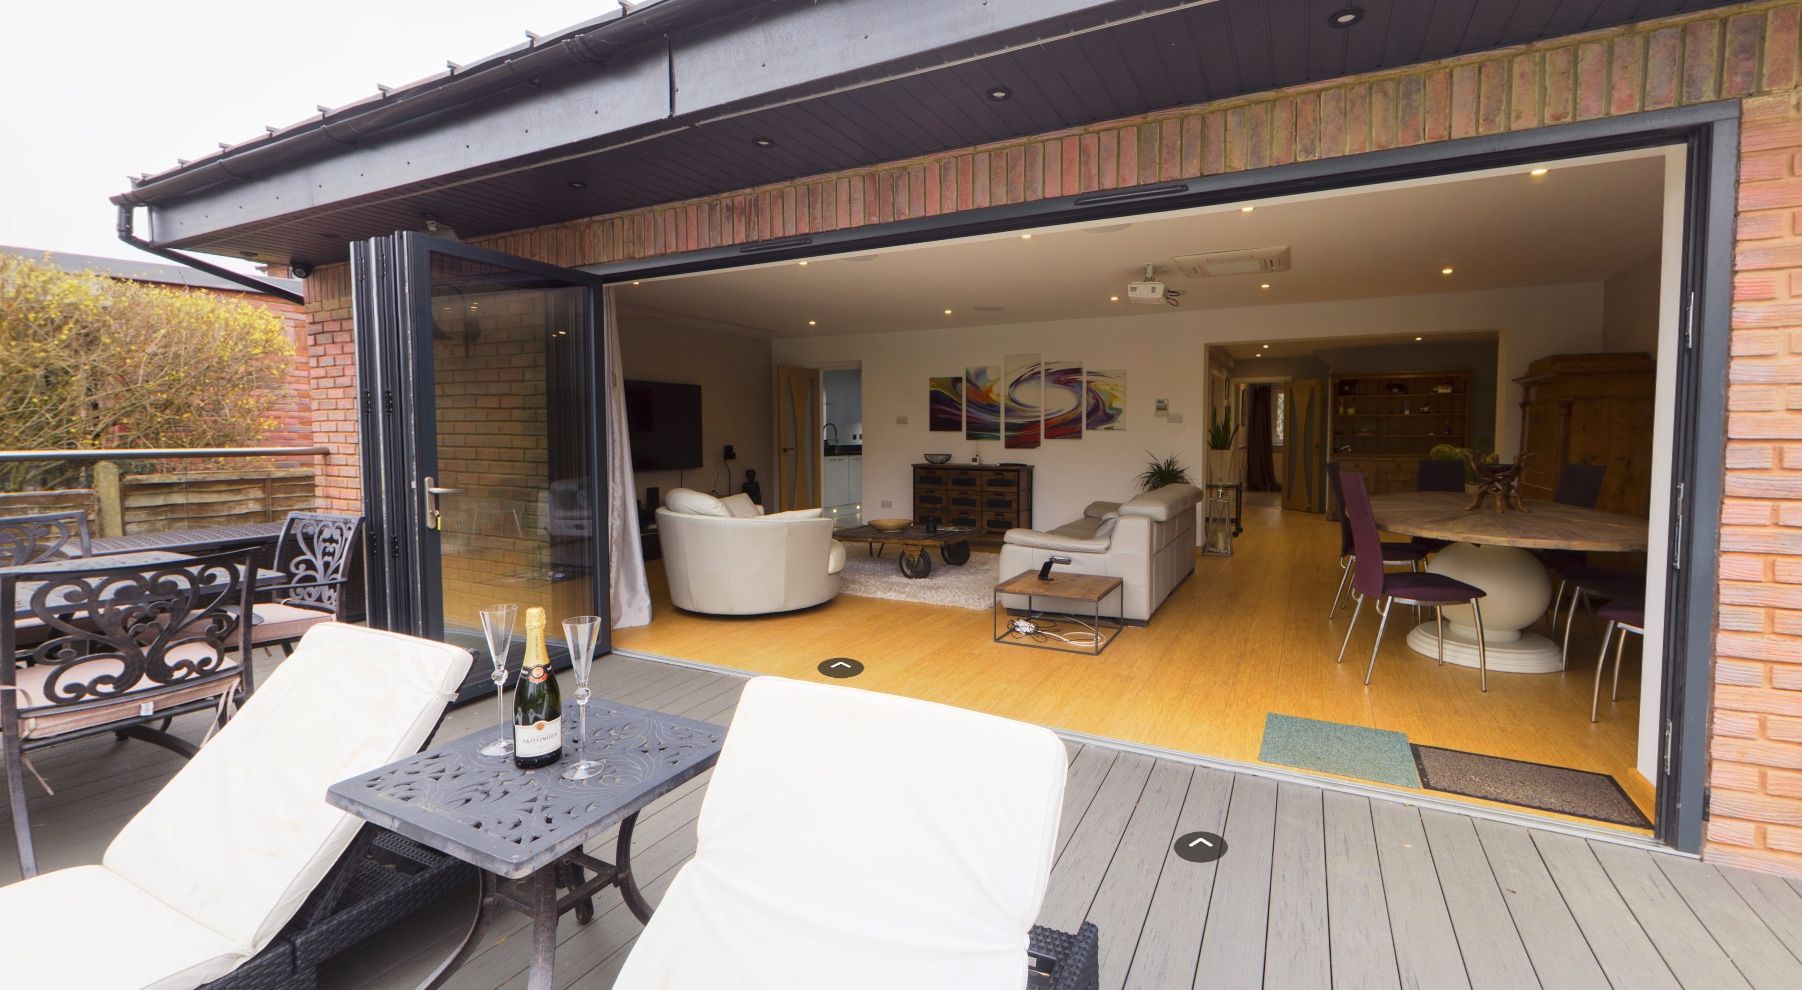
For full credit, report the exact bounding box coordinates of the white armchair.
[656,488,845,615]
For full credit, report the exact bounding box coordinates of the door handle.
[424,476,460,530]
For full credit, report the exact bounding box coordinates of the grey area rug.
[1411,745,1652,828]
[836,546,999,610]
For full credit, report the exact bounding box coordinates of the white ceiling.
[1218,330,1500,360]
[614,150,1668,338]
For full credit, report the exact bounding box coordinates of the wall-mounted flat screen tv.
[624,380,702,471]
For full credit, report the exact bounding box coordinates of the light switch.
[896,415,909,425]
[881,499,893,508]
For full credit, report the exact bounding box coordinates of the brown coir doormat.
[1411,745,1651,829]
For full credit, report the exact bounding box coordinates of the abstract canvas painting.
[928,376,963,432]
[1085,369,1126,430]
[964,366,1001,441]
[1042,360,1084,440]
[1004,353,1042,449]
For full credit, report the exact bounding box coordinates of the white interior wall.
[1635,149,1687,787]
[771,282,1604,530]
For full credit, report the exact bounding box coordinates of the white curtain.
[603,287,653,628]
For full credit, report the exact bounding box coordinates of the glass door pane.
[418,248,602,667]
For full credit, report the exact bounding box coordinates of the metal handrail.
[0,446,331,464]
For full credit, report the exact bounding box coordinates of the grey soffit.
[121,0,1744,267]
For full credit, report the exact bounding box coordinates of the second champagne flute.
[561,614,605,780]
[477,603,519,757]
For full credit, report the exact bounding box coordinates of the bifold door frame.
[574,102,1736,853]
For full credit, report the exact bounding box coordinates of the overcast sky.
[0,2,607,271]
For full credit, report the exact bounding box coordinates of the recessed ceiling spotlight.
[1441,267,1455,275]
[1260,283,1271,290]
[1020,233,1032,240]
[986,85,1012,102]
[1240,206,1255,213]
[1109,295,1120,302]
[798,260,808,266]
[1530,167,1549,176]
[943,308,954,315]
[1261,344,1270,349]
[631,280,641,285]
[808,320,817,326]
[567,180,587,189]
[1328,7,1364,28]
[1414,336,1424,341]
[751,136,775,148]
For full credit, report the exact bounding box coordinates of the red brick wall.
[299,1,1802,873]
[235,291,314,452]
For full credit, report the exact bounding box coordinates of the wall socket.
[895,415,909,425]
[723,444,736,460]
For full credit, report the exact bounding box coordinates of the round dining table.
[1365,491,1649,674]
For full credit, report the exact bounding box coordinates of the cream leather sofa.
[656,488,846,615]
[998,483,1201,623]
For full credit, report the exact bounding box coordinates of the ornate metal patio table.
[325,700,726,990]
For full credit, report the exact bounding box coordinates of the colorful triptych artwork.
[963,366,1001,441]
[1003,353,1042,449]
[1042,360,1084,440]
[1085,369,1127,431]
[928,376,963,432]
[934,361,1125,441]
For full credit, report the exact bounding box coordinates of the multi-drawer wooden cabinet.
[1516,352,1655,517]
[912,463,1033,547]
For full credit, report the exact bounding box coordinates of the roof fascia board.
[135,0,1185,251]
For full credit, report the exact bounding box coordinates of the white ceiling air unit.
[1175,245,1292,278]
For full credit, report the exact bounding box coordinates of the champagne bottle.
[512,607,563,769]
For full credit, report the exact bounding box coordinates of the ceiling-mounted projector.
[1127,263,1182,307]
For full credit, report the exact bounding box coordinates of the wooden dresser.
[1516,353,1655,517]
[912,463,1034,547]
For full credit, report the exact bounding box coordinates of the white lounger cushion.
[0,865,247,990]
[616,676,1067,990]
[104,623,471,950]
[0,623,471,990]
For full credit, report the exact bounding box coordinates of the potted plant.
[1137,451,1194,492]
[1205,406,1237,483]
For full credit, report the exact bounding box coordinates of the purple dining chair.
[1325,462,1426,619]
[1592,596,1645,722]
[1337,471,1492,690]
[1543,462,1610,621]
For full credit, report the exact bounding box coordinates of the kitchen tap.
[822,423,839,446]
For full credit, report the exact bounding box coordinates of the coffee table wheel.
[940,540,971,566]
[899,547,933,579]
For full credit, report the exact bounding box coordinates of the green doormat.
[1258,714,1420,788]
[1411,745,1652,829]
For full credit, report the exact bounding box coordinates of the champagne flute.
[477,604,519,757]
[560,615,605,780]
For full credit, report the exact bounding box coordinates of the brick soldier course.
[296,3,1802,874]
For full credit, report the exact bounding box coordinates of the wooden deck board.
[1472,819,1613,990]
[6,652,1801,990]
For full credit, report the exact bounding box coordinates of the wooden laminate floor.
[616,491,1657,826]
[6,653,1798,990]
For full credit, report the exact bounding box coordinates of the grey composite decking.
[5,651,1802,989]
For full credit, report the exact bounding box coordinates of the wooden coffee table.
[993,570,1125,656]
[836,523,976,579]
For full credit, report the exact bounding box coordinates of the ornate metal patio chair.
[0,510,91,566]
[250,512,366,652]
[2,548,257,877]
[0,623,475,990]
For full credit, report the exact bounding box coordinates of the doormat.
[1411,745,1651,829]
[1258,714,1420,789]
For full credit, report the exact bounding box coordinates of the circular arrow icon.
[818,657,864,679]
[1173,830,1228,863]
